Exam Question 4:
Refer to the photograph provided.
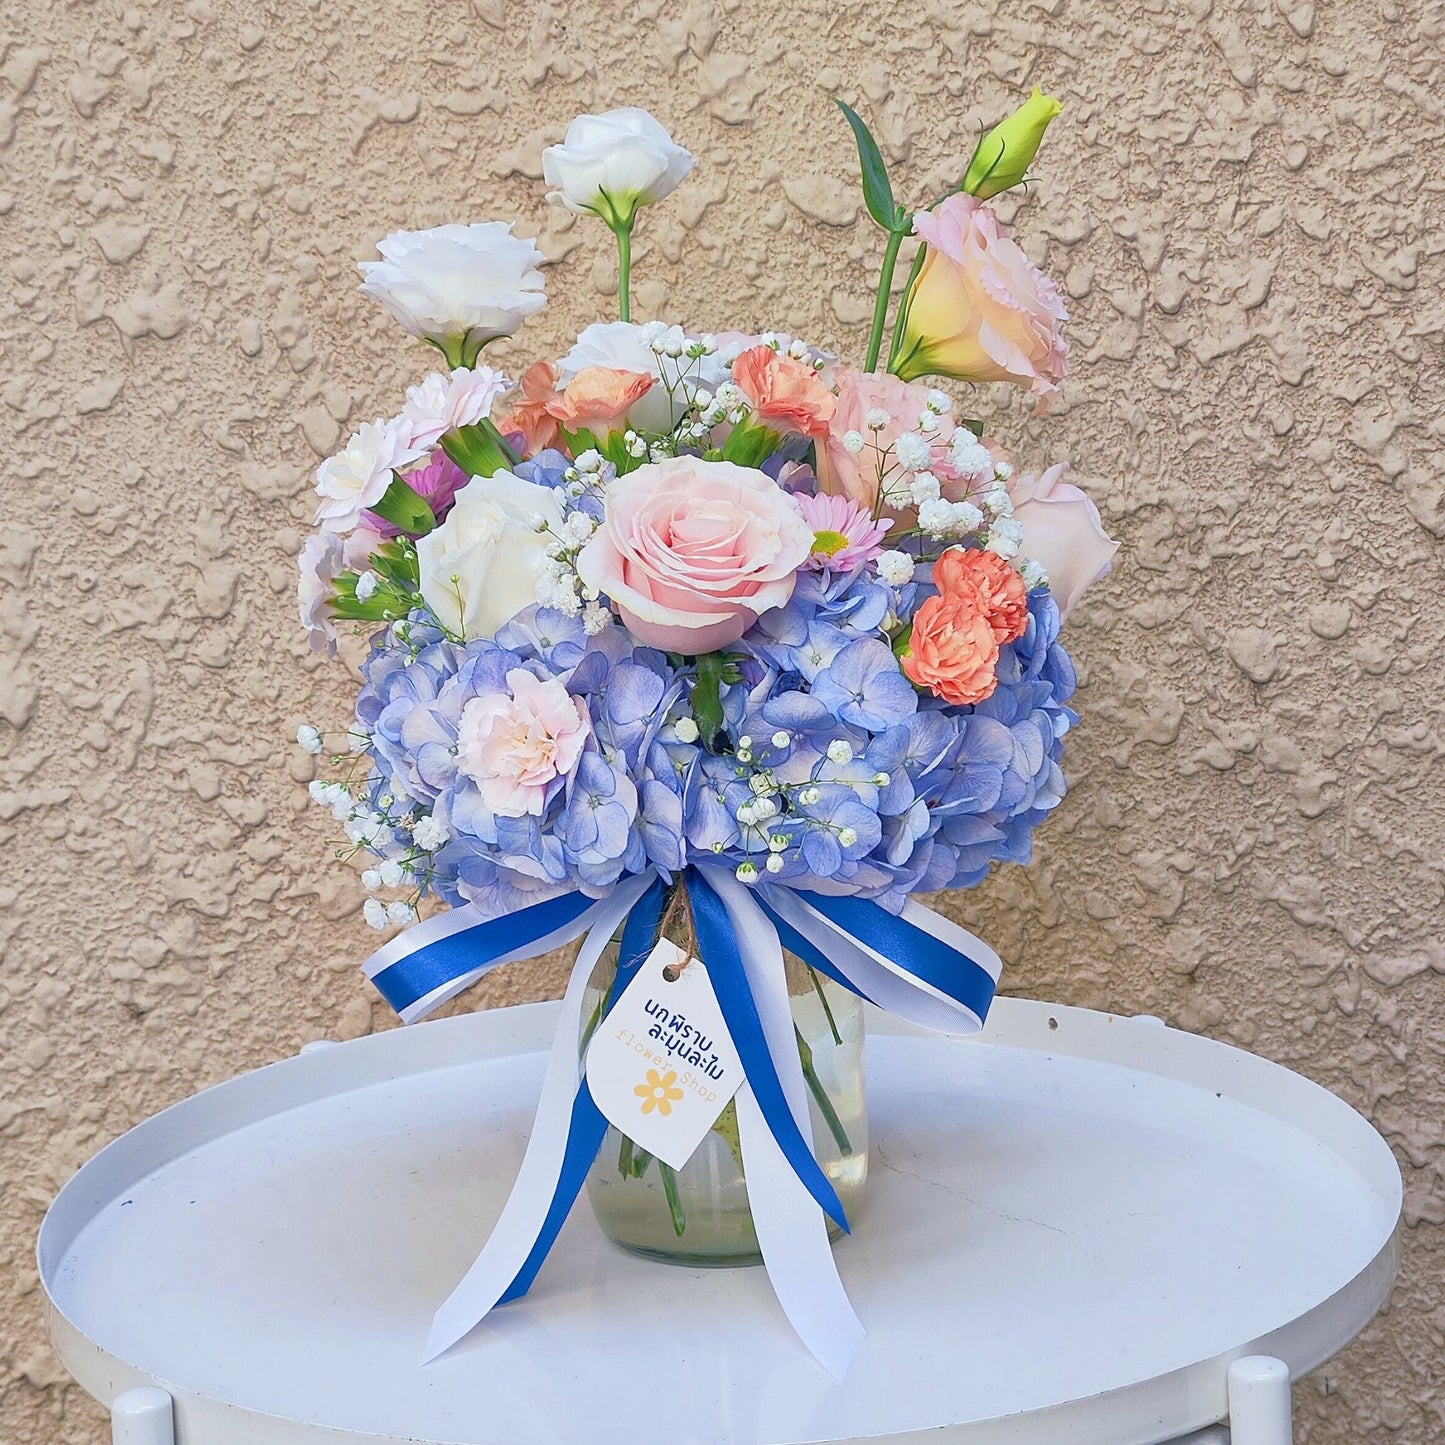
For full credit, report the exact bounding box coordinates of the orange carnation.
[545,366,654,432]
[901,594,1000,706]
[732,345,836,440]
[496,361,562,456]
[932,548,1030,643]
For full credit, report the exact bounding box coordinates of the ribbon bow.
[364,865,1002,1378]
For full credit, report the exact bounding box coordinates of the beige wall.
[3,0,1442,1439]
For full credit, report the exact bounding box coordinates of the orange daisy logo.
[635,1067,685,1117]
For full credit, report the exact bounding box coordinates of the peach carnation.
[732,345,836,440]
[933,548,1030,643]
[546,365,654,433]
[901,594,1001,706]
[497,361,563,456]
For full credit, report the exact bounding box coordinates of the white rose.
[357,223,547,363]
[313,417,426,534]
[558,321,728,432]
[543,108,694,224]
[402,366,511,449]
[415,471,564,640]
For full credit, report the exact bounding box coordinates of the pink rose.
[456,668,591,818]
[576,457,814,653]
[896,194,1068,400]
[1009,462,1118,618]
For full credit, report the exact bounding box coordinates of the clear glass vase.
[580,920,868,1267]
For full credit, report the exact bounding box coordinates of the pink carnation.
[456,669,591,818]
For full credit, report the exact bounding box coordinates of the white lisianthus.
[415,471,564,641]
[358,223,547,364]
[543,108,694,225]
[402,366,511,449]
[296,724,324,755]
[314,417,426,534]
[363,898,390,931]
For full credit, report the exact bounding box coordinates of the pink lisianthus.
[456,669,591,818]
[816,367,964,516]
[366,450,469,539]
[1007,462,1118,618]
[313,416,427,534]
[897,194,1068,400]
[575,457,814,654]
[795,491,890,571]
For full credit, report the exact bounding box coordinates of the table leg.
[1228,1356,1292,1444]
[112,1387,175,1445]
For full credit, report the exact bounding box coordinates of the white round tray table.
[40,999,1401,1445]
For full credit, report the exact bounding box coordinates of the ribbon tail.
[422,871,654,1362]
[691,868,848,1229]
[763,885,1001,1036]
[735,1081,865,1380]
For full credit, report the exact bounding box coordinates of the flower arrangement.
[299,94,1115,931]
[295,92,1118,1372]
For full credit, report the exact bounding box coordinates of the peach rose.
[545,366,655,433]
[497,361,562,456]
[731,345,836,439]
[1008,462,1118,619]
[896,194,1068,400]
[901,594,1000,706]
[575,456,814,654]
[816,367,965,514]
[933,548,1030,643]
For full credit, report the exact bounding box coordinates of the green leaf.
[692,652,726,751]
[836,99,901,232]
[442,418,518,477]
[368,474,437,536]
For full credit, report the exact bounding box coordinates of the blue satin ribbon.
[370,890,598,1016]
[793,890,998,1023]
[368,867,997,1307]
[497,879,669,1304]
[688,872,849,1231]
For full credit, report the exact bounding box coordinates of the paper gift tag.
[584,938,744,1170]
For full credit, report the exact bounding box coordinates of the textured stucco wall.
[2,0,1442,1440]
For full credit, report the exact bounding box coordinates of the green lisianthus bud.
[962,88,1063,199]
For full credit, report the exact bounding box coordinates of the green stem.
[807,966,843,1046]
[618,1134,634,1178]
[659,1161,686,1235]
[614,222,633,323]
[795,1024,852,1157]
[886,241,929,373]
[864,226,906,372]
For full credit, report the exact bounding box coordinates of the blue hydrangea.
[350,584,1075,916]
